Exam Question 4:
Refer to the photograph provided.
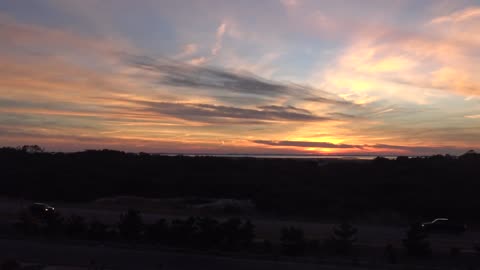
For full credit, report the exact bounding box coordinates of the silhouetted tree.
[459,150,480,161]
[281,226,306,256]
[384,243,397,264]
[195,216,221,248]
[145,218,169,244]
[450,247,460,257]
[65,215,87,238]
[118,209,144,241]
[43,211,64,236]
[19,144,44,153]
[220,218,243,250]
[169,217,196,246]
[15,210,39,235]
[325,221,357,255]
[373,156,390,164]
[403,223,431,257]
[474,242,480,254]
[88,219,109,241]
[262,239,273,253]
[239,219,255,248]
[0,259,20,270]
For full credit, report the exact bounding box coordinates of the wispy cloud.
[252,140,470,155]
[186,22,228,65]
[116,99,332,124]
[253,140,362,149]
[314,14,480,107]
[281,0,300,9]
[212,22,227,56]
[430,6,480,24]
[123,54,351,105]
[175,43,198,58]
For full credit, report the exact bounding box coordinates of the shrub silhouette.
[88,219,109,241]
[65,214,87,238]
[19,144,44,153]
[384,243,397,264]
[220,218,244,250]
[169,217,196,246]
[325,221,357,255]
[43,211,64,236]
[145,218,169,244]
[1,259,21,270]
[118,209,144,241]
[262,239,273,253]
[281,226,306,256]
[403,223,431,257]
[15,210,39,235]
[239,219,255,248]
[195,216,221,248]
[474,242,480,255]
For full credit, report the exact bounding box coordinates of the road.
[0,238,361,270]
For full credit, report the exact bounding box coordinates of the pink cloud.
[430,6,480,24]
[211,22,227,56]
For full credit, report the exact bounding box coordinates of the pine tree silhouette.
[281,226,306,256]
[403,223,431,257]
[328,221,357,255]
[118,209,144,241]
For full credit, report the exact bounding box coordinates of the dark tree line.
[2,146,480,220]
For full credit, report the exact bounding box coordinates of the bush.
[169,217,196,246]
[145,218,169,244]
[88,219,110,241]
[118,209,144,241]
[0,259,20,270]
[220,218,244,250]
[43,211,64,236]
[239,219,255,248]
[474,242,480,254]
[262,239,273,253]
[14,210,39,235]
[403,223,431,257]
[324,221,357,255]
[195,216,221,248]
[65,215,87,238]
[281,226,306,256]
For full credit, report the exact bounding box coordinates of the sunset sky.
[1,0,480,155]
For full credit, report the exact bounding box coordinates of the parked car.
[421,218,467,234]
[29,203,55,218]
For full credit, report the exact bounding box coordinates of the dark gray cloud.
[303,96,352,105]
[252,140,362,149]
[128,100,331,124]
[0,128,102,143]
[122,53,352,105]
[368,144,458,153]
[368,144,476,155]
[252,140,472,155]
[327,112,358,119]
[124,54,290,96]
[257,105,311,115]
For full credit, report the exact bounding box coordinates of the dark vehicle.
[421,218,467,234]
[29,203,55,218]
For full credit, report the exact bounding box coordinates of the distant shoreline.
[155,153,400,160]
